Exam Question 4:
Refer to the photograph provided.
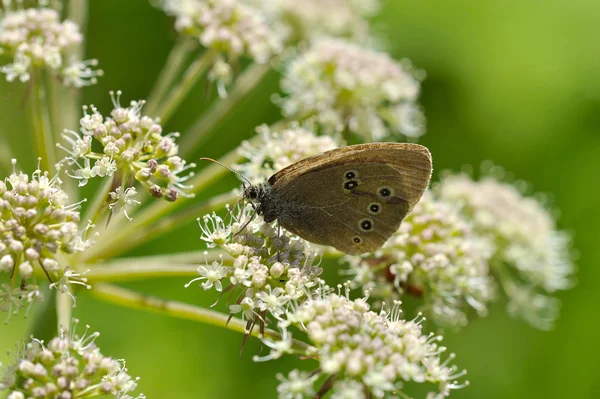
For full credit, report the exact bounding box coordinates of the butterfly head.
[243,184,262,201]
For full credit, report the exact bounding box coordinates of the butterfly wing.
[269,143,432,254]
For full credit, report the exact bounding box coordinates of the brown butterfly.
[242,142,432,255]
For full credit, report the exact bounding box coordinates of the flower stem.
[80,141,254,263]
[101,191,237,259]
[144,39,198,117]
[158,49,217,124]
[56,290,73,332]
[28,69,57,172]
[81,176,114,227]
[179,62,271,157]
[91,283,314,353]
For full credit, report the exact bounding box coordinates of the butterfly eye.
[368,203,381,215]
[344,180,359,190]
[359,219,373,231]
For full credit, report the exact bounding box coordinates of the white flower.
[267,294,466,398]
[58,91,195,200]
[0,320,144,398]
[278,38,424,141]
[248,0,380,43]
[0,4,101,87]
[185,255,229,292]
[276,369,318,399]
[435,169,575,329]
[346,191,495,329]
[235,124,340,183]
[109,187,142,221]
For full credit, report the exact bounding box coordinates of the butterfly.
[241,142,432,255]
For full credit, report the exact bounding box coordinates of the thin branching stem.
[144,39,198,117]
[28,69,56,172]
[179,62,272,156]
[91,283,314,353]
[158,49,218,124]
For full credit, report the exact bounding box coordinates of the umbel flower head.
[234,124,340,184]
[156,0,283,91]
[59,91,195,210]
[435,167,575,330]
[277,38,424,142]
[270,292,467,398]
[189,205,322,330]
[0,319,145,399]
[0,160,93,321]
[345,191,496,329]
[248,0,380,43]
[0,0,103,87]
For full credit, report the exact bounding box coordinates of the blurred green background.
[1,0,599,398]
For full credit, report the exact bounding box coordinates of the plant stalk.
[91,283,314,353]
[144,39,198,117]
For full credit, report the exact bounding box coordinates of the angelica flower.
[58,91,195,205]
[0,320,144,398]
[0,2,102,87]
[235,124,340,183]
[248,0,380,43]
[277,38,424,141]
[0,161,93,319]
[156,0,283,91]
[270,293,467,398]
[189,205,322,327]
[435,169,575,330]
[345,192,496,329]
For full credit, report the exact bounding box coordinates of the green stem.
[56,290,73,332]
[80,141,254,263]
[158,49,217,124]
[29,69,57,172]
[27,287,57,339]
[179,62,271,157]
[91,283,314,353]
[0,134,15,174]
[81,176,114,227]
[104,191,236,259]
[144,39,198,117]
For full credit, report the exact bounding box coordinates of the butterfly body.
[244,143,432,255]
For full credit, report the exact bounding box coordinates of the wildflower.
[0,320,145,398]
[270,293,467,398]
[345,192,496,329]
[235,124,340,183]
[58,91,195,204]
[0,2,102,86]
[156,0,284,90]
[249,0,380,43]
[435,168,575,329]
[189,205,322,328]
[0,161,93,319]
[277,38,424,141]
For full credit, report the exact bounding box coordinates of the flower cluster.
[59,91,195,209]
[189,205,322,328]
[157,0,283,89]
[0,320,144,398]
[278,38,424,142]
[249,0,380,43]
[234,124,340,183]
[346,192,496,329]
[435,170,575,330]
[272,293,466,398]
[0,2,102,87]
[0,161,92,320]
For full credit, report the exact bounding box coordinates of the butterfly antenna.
[199,157,252,186]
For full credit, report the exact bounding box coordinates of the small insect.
[206,142,432,255]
